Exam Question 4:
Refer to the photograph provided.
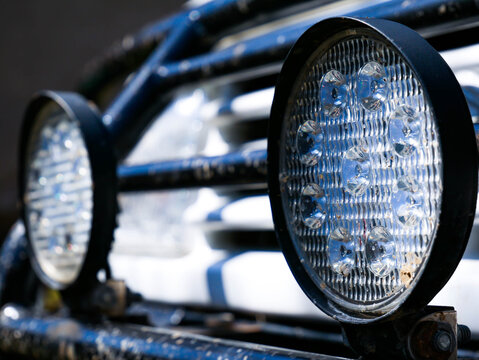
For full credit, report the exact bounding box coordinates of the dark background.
[0,1,182,239]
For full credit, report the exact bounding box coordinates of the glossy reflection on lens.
[392,175,425,226]
[296,120,323,166]
[388,105,422,157]
[341,145,371,196]
[320,70,348,117]
[300,183,327,229]
[366,226,397,277]
[358,61,388,111]
[328,227,355,276]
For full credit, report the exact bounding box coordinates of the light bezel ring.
[19,91,117,291]
[268,17,478,324]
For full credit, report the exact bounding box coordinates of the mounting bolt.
[433,329,454,352]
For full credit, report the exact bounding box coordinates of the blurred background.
[0,0,182,240]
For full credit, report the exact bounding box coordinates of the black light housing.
[19,91,117,291]
[268,17,477,323]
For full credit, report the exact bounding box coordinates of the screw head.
[433,330,454,352]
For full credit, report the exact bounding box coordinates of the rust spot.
[400,270,413,287]
[406,253,422,265]
[399,253,422,287]
[46,320,82,340]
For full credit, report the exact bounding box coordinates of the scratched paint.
[0,305,348,360]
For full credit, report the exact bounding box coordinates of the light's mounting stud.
[268,16,477,324]
[19,91,117,292]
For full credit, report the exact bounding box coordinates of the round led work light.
[268,17,477,323]
[19,91,117,290]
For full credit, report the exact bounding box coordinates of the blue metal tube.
[104,0,479,158]
[102,0,319,157]
[0,223,29,305]
[135,12,186,41]
[473,123,479,151]
[464,87,479,150]
[0,305,346,360]
[103,17,197,152]
[464,86,479,119]
[116,82,479,193]
[118,149,267,191]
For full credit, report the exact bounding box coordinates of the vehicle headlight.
[268,17,477,323]
[19,91,117,290]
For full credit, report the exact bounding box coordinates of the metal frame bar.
[117,80,479,193]
[0,223,29,306]
[102,0,479,160]
[118,149,267,191]
[103,0,317,157]
[0,305,346,360]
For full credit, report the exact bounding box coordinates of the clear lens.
[24,104,93,285]
[358,61,388,111]
[392,175,425,227]
[320,70,348,117]
[279,34,442,314]
[300,183,327,229]
[388,105,422,157]
[296,120,323,166]
[327,227,355,277]
[341,144,371,196]
[366,226,397,277]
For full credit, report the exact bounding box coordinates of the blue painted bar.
[0,305,347,360]
[104,0,479,158]
[118,149,267,191]
[103,0,316,157]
